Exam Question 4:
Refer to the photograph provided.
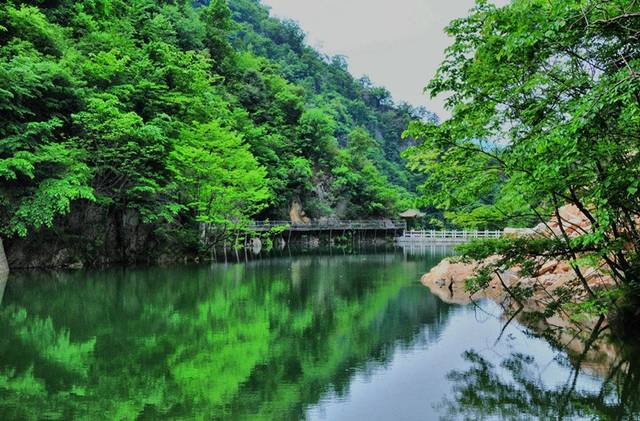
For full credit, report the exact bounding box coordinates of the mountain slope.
[0,0,435,266]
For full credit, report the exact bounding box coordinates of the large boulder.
[537,204,591,237]
[250,237,262,255]
[505,205,592,239]
[421,257,503,304]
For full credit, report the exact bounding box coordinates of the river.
[0,247,637,420]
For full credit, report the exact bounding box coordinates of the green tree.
[405,0,640,330]
[0,6,94,237]
[168,121,271,227]
[296,108,339,166]
[72,95,172,218]
[347,127,377,157]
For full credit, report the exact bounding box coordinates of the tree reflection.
[0,253,452,420]
[439,322,640,421]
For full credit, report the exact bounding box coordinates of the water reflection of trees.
[0,253,453,420]
[439,323,640,421]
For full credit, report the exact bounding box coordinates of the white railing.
[397,229,502,243]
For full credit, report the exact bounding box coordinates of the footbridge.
[246,220,407,232]
[396,229,503,244]
[244,221,502,244]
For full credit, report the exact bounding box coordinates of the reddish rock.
[548,204,592,237]
[554,261,572,273]
[421,257,505,304]
[537,260,559,276]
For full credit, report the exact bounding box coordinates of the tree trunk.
[0,237,8,275]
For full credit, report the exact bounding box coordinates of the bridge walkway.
[246,220,407,232]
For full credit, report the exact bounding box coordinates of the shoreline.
[420,204,619,336]
[420,256,621,376]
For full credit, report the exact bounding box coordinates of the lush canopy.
[0,0,430,263]
[405,0,640,326]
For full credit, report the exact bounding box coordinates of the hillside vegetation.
[0,0,432,266]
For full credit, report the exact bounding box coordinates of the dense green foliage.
[228,0,437,194]
[405,0,640,327]
[0,0,428,261]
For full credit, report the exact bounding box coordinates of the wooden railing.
[397,229,502,243]
[246,220,407,232]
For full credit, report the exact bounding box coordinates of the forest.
[2,0,640,418]
[0,0,435,266]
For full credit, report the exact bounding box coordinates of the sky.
[261,0,509,120]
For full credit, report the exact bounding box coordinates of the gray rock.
[274,237,286,250]
[68,261,84,270]
[251,237,262,255]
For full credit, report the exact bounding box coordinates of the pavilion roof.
[399,209,425,218]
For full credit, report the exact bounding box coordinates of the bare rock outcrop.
[423,204,614,309]
[501,205,592,239]
[421,256,504,304]
[528,204,592,238]
[289,198,311,225]
[422,254,613,308]
[0,238,8,306]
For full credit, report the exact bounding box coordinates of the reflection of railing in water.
[397,230,502,244]
[246,220,407,232]
[398,243,454,257]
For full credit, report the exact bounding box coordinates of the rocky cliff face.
[4,203,194,269]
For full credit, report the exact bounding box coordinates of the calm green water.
[0,248,638,420]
